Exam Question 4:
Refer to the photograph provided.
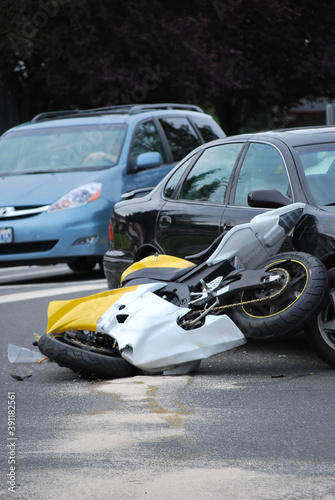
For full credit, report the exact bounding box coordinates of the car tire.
[68,258,98,272]
[305,267,335,367]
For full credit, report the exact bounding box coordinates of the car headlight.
[48,182,102,212]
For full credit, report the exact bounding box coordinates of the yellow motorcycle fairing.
[46,285,139,334]
[47,256,194,335]
[121,254,195,285]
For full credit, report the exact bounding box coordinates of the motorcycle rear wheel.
[230,252,329,340]
[38,332,140,379]
[305,267,335,367]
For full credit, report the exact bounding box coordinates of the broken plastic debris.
[11,373,33,381]
[8,344,45,364]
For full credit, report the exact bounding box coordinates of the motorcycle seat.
[121,265,196,286]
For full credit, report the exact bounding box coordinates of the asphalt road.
[0,265,334,500]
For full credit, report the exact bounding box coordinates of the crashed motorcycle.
[38,202,329,378]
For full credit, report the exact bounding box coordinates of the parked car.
[0,103,224,271]
[104,125,335,286]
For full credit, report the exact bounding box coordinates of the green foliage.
[1,0,335,133]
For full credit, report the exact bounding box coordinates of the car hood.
[0,171,103,206]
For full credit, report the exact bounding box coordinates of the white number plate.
[0,228,13,244]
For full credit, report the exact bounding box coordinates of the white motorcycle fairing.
[96,283,246,374]
[206,203,306,268]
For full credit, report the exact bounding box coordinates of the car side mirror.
[248,189,291,208]
[136,151,162,170]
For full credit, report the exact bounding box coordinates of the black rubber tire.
[230,252,329,340]
[38,333,140,379]
[305,267,335,367]
[68,258,97,272]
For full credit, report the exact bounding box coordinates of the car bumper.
[103,249,133,289]
[0,200,111,267]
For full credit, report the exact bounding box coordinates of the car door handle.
[159,215,172,227]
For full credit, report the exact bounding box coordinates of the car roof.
[220,126,335,147]
[8,114,130,131]
[5,104,211,133]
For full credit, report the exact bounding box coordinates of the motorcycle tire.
[38,332,140,379]
[230,252,329,340]
[305,267,335,367]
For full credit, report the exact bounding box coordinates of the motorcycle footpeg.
[189,276,224,307]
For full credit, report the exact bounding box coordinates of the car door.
[222,140,294,229]
[124,119,171,192]
[124,116,205,194]
[155,142,244,258]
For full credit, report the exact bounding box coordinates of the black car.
[104,126,335,280]
[103,126,335,367]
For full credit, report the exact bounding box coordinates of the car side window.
[159,117,201,162]
[164,155,196,199]
[190,115,224,142]
[178,143,243,203]
[295,144,335,205]
[234,142,291,206]
[130,120,166,163]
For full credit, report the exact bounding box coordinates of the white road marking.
[0,282,107,303]
[1,279,105,290]
[0,265,65,275]
[0,265,81,281]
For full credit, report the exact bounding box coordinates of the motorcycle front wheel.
[230,252,329,340]
[305,267,335,367]
[38,331,140,379]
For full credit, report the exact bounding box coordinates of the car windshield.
[0,124,127,175]
[294,143,335,205]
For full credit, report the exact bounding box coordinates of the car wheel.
[68,258,97,272]
[305,267,335,367]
